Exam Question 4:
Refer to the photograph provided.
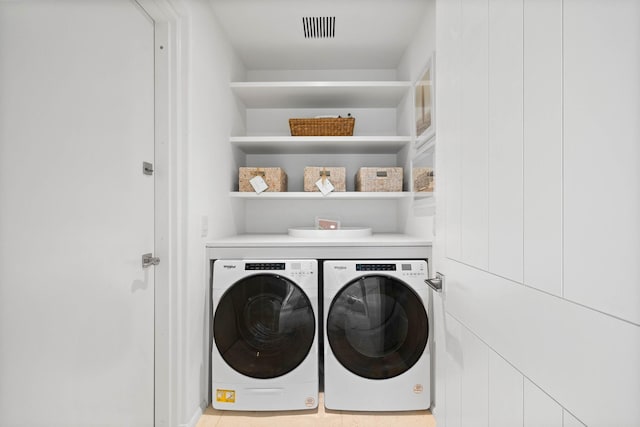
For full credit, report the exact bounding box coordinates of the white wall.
[178,0,245,424]
[436,1,640,427]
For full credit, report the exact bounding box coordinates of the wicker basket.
[239,167,287,192]
[355,167,403,192]
[304,167,346,192]
[413,167,434,192]
[289,117,355,136]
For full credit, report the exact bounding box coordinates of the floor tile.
[195,394,435,427]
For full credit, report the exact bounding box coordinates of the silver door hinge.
[143,161,154,176]
[142,253,160,268]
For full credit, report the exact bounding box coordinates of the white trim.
[135,1,186,426]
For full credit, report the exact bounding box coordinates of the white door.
[0,1,155,426]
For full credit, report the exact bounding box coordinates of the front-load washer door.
[327,275,428,380]
[214,273,316,379]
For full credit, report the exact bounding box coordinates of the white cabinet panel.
[460,324,489,427]
[446,259,640,426]
[431,291,448,420]
[443,313,490,427]
[460,0,489,270]
[563,0,640,324]
[488,0,524,282]
[437,0,463,261]
[524,379,562,427]
[445,313,463,427]
[489,351,523,427]
[523,0,562,295]
[563,410,585,427]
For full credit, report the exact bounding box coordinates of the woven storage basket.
[355,167,403,192]
[303,167,346,192]
[289,117,355,136]
[413,167,434,192]
[239,167,287,192]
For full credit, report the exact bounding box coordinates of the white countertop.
[206,233,432,259]
[207,233,431,247]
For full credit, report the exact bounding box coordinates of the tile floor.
[195,393,436,427]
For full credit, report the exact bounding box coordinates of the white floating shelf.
[230,191,413,200]
[230,136,411,154]
[230,81,412,108]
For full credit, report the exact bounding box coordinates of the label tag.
[250,175,268,194]
[315,177,334,195]
[317,218,340,230]
[216,389,236,403]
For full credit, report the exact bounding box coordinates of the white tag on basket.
[315,177,335,195]
[249,175,268,194]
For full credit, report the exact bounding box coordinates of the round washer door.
[214,273,315,379]
[327,275,428,379]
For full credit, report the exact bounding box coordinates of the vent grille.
[302,16,335,38]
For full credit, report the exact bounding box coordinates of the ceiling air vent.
[302,16,335,39]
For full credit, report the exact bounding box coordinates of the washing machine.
[323,260,431,411]
[211,259,318,411]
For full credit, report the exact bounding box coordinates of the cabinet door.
[523,0,563,296]
[563,410,585,427]
[460,324,489,427]
[488,0,524,282]
[460,0,489,270]
[524,379,562,427]
[563,0,640,325]
[489,351,524,427]
[442,314,490,427]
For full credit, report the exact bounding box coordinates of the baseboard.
[180,402,205,427]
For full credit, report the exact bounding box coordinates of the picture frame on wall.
[415,54,435,147]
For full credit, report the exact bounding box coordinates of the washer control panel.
[356,263,396,271]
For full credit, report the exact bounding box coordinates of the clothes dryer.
[212,259,318,411]
[323,260,431,411]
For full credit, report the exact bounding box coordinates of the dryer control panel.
[354,262,427,277]
[399,262,427,277]
[245,262,286,270]
[242,261,315,277]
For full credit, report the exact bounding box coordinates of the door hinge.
[142,253,160,268]
[143,161,154,176]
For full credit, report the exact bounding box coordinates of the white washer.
[323,260,431,411]
[212,259,318,411]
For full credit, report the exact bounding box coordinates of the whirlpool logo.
[333,266,347,270]
[223,265,236,269]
